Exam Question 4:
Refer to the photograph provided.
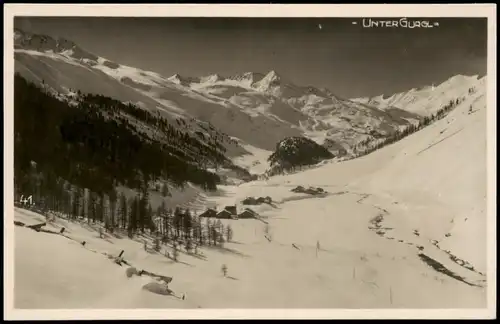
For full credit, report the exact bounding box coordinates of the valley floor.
[12,89,489,310]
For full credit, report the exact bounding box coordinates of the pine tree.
[226,225,233,242]
[119,193,128,229]
[71,186,83,220]
[138,187,149,233]
[162,183,169,197]
[164,206,172,243]
[183,208,193,240]
[156,201,166,236]
[154,236,161,252]
[147,203,154,233]
[218,227,225,247]
[185,238,193,254]
[173,242,179,261]
[211,225,218,246]
[198,217,205,246]
[173,207,183,240]
[221,264,228,277]
[128,196,138,236]
[99,192,107,224]
[109,188,118,231]
[88,191,97,223]
[205,218,213,245]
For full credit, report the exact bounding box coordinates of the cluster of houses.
[241,196,272,206]
[198,205,259,220]
[290,185,327,196]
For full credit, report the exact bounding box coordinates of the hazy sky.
[15,17,487,98]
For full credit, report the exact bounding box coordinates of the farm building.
[198,208,217,218]
[256,197,266,204]
[238,208,258,219]
[242,197,258,205]
[242,196,273,205]
[224,205,237,215]
[216,209,234,219]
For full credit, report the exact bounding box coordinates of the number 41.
[20,195,33,205]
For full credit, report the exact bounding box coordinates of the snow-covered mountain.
[13,28,423,167]
[13,28,485,176]
[351,74,485,117]
[11,27,490,313]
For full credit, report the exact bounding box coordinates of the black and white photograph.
[4,4,496,320]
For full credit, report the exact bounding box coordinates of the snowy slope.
[352,75,483,117]
[228,75,488,274]
[14,78,488,309]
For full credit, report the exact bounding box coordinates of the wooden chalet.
[238,208,258,219]
[198,208,217,218]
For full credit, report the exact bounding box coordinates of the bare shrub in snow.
[126,267,139,278]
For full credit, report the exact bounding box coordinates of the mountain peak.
[168,73,200,86]
[253,70,283,92]
[228,72,265,85]
[264,70,281,81]
[200,73,225,83]
[14,28,99,62]
[168,73,182,81]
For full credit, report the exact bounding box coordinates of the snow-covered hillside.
[13,77,488,309]
[352,75,484,117]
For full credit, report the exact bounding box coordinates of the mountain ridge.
[13,28,484,176]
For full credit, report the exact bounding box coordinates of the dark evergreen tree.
[162,183,169,197]
[173,207,183,240]
[118,193,128,229]
[71,186,82,220]
[185,238,193,254]
[147,203,154,233]
[226,225,233,242]
[128,196,139,236]
[172,242,179,261]
[109,188,118,231]
[183,208,193,240]
[88,192,97,223]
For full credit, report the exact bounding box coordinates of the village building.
[216,209,234,219]
[224,205,237,215]
[238,208,258,219]
[198,208,217,218]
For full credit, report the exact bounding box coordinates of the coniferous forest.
[353,94,472,158]
[13,73,236,242]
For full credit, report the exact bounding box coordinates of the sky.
[14,17,487,98]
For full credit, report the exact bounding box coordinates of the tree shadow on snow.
[204,245,251,259]
[160,258,194,268]
[227,240,244,245]
[189,253,208,261]
[80,222,100,233]
[109,232,124,239]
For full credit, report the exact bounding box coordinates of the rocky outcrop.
[268,137,334,175]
